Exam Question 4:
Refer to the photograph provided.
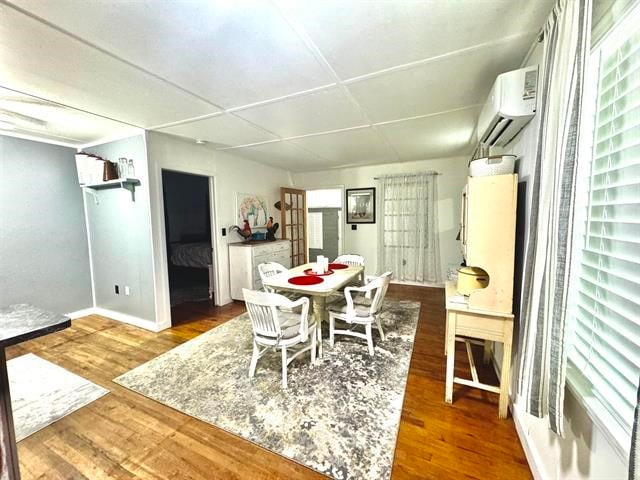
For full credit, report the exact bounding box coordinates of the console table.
[0,304,71,480]
[444,282,514,419]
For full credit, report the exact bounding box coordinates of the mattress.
[170,242,212,268]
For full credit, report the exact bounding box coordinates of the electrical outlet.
[114,285,119,294]
[351,224,357,230]
[124,286,130,296]
[222,227,227,236]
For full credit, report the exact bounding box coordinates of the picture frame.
[346,187,376,224]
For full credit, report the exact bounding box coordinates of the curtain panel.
[516,0,591,436]
[377,172,441,284]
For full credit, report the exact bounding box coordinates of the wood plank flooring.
[7,285,531,479]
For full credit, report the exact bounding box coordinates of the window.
[308,212,323,250]
[566,2,640,456]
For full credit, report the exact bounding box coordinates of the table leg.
[0,348,20,479]
[312,296,326,361]
[445,311,456,404]
[499,327,514,419]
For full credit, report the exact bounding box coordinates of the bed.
[169,239,214,303]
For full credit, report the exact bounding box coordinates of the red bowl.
[288,276,324,286]
[328,263,349,270]
[303,268,334,276]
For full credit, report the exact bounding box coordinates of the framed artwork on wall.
[236,192,268,227]
[346,187,376,224]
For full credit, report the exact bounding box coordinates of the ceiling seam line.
[2,0,226,113]
[0,85,145,130]
[342,30,539,85]
[270,0,401,162]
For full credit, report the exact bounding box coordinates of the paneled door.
[280,187,307,267]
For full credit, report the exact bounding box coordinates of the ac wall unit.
[477,66,538,147]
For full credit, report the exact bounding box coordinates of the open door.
[280,187,307,267]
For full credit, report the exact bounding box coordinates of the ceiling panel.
[346,36,532,123]
[378,106,482,161]
[0,6,218,128]
[235,86,369,138]
[154,114,278,148]
[224,141,326,172]
[0,88,138,145]
[281,0,553,80]
[289,127,397,169]
[9,0,334,109]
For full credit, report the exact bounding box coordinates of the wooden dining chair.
[243,289,316,389]
[258,262,306,307]
[328,272,392,356]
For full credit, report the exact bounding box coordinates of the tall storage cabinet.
[229,240,291,300]
[444,173,518,419]
[462,174,518,313]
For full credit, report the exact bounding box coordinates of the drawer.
[252,241,290,257]
[253,250,291,267]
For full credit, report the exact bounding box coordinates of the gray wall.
[84,134,155,322]
[0,135,92,313]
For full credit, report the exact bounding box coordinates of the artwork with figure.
[346,188,376,224]
[237,193,268,227]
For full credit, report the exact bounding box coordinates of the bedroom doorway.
[162,170,215,312]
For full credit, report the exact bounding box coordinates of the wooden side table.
[444,282,514,419]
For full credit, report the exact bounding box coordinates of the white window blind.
[567,2,640,453]
[308,212,323,249]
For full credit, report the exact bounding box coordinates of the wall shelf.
[82,178,140,203]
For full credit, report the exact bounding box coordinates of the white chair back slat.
[257,262,288,293]
[333,254,365,267]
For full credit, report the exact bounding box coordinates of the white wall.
[292,156,468,280]
[493,43,628,480]
[0,135,93,314]
[145,132,293,328]
[84,134,156,327]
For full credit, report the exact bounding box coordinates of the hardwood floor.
[7,285,531,479]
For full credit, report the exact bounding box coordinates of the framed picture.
[236,192,268,227]
[346,187,376,224]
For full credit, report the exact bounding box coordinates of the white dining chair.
[258,262,306,306]
[328,272,392,356]
[243,288,316,389]
[333,254,365,267]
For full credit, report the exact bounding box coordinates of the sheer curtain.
[377,172,441,283]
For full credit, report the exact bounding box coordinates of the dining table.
[1,304,71,480]
[261,262,364,360]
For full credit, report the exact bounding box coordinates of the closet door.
[280,187,307,267]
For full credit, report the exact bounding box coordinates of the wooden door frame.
[280,187,307,265]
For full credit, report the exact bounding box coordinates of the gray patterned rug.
[8,354,108,441]
[114,300,420,480]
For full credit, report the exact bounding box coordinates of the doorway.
[306,188,343,262]
[162,170,214,313]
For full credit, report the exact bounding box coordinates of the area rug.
[115,300,420,480]
[8,353,109,441]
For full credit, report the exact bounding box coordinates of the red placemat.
[303,268,334,276]
[329,263,349,270]
[288,275,324,286]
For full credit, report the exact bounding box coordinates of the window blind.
[567,5,640,444]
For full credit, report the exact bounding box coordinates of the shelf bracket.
[121,181,136,201]
[85,189,99,205]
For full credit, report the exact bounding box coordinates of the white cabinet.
[229,240,291,300]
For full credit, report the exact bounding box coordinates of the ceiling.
[0,0,553,171]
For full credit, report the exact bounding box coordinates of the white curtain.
[517,0,590,436]
[377,172,441,283]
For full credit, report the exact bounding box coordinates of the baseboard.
[489,352,546,480]
[512,403,546,480]
[92,308,161,332]
[390,280,444,288]
[64,307,96,319]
